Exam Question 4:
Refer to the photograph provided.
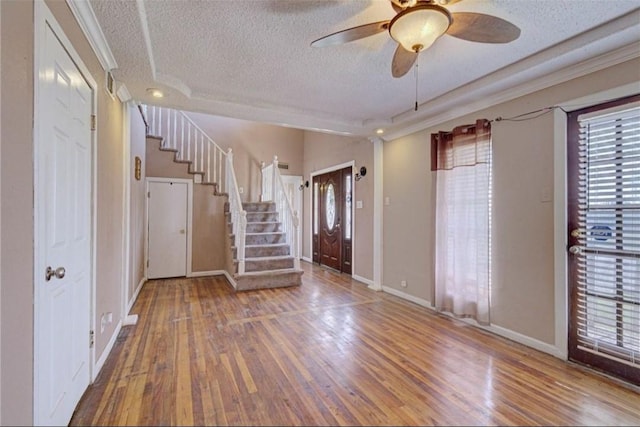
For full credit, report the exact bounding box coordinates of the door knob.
[568,245,582,255]
[45,266,66,281]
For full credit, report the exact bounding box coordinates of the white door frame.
[144,177,193,279]
[33,1,98,423]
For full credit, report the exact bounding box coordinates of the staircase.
[226,201,303,291]
[142,104,303,291]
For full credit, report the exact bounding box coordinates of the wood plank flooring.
[70,262,640,426]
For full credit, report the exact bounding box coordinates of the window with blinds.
[571,99,640,376]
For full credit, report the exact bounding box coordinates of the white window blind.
[575,102,640,366]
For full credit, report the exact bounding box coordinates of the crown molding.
[66,0,117,71]
[383,42,640,141]
[116,83,132,103]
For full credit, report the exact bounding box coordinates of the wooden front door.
[313,167,352,273]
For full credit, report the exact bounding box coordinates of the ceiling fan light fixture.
[389,3,452,52]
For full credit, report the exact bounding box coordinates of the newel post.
[226,148,233,194]
[271,155,278,202]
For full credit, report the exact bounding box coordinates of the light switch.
[356,200,363,209]
[384,197,390,206]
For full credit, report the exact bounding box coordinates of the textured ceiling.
[89,0,640,139]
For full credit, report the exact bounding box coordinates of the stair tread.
[244,255,295,261]
[246,231,284,236]
[235,268,303,277]
[245,243,289,248]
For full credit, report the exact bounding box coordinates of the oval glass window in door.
[326,183,336,230]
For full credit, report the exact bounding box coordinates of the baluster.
[201,136,205,173]
[158,108,163,141]
[180,116,185,160]
[207,143,211,183]
[195,129,199,172]
[152,106,157,135]
[173,110,177,150]
[165,109,171,148]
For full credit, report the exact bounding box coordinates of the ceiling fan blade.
[392,45,418,78]
[447,12,521,43]
[311,21,390,47]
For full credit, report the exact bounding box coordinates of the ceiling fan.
[311,0,521,78]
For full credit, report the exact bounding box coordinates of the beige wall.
[1,2,35,423]
[129,106,147,303]
[0,1,126,423]
[0,1,3,420]
[186,112,305,202]
[302,132,375,282]
[146,137,226,272]
[383,57,640,346]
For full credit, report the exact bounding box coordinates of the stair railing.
[141,104,226,190]
[226,149,247,274]
[261,156,300,269]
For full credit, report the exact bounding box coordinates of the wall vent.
[277,162,289,170]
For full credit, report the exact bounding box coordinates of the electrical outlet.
[239,186,244,194]
[400,280,407,288]
[101,312,114,333]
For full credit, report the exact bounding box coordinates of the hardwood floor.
[71,262,640,426]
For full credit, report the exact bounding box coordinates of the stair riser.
[246,233,286,245]
[245,212,279,222]
[234,271,303,291]
[232,245,291,258]
[243,202,276,212]
[246,246,290,258]
[243,257,295,273]
[246,222,281,233]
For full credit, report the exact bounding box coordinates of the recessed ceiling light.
[375,128,384,135]
[147,88,164,98]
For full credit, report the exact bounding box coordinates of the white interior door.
[281,175,303,258]
[147,180,189,279]
[35,9,92,426]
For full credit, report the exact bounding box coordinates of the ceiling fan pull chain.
[414,61,419,111]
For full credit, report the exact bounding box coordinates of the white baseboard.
[223,270,237,289]
[302,256,313,263]
[127,276,146,314]
[123,314,138,326]
[93,319,122,381]
[190,270,226,278]
[380,286,562,359]
[484,323,563,358]
[353,274,380,291]
[382,286,433,309]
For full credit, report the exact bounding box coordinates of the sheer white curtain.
[433,119,491,325]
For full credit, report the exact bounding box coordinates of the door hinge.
[147,259,149,268]
[90,114,96,131]
[147,191,150,198]
[89,330,95,348]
